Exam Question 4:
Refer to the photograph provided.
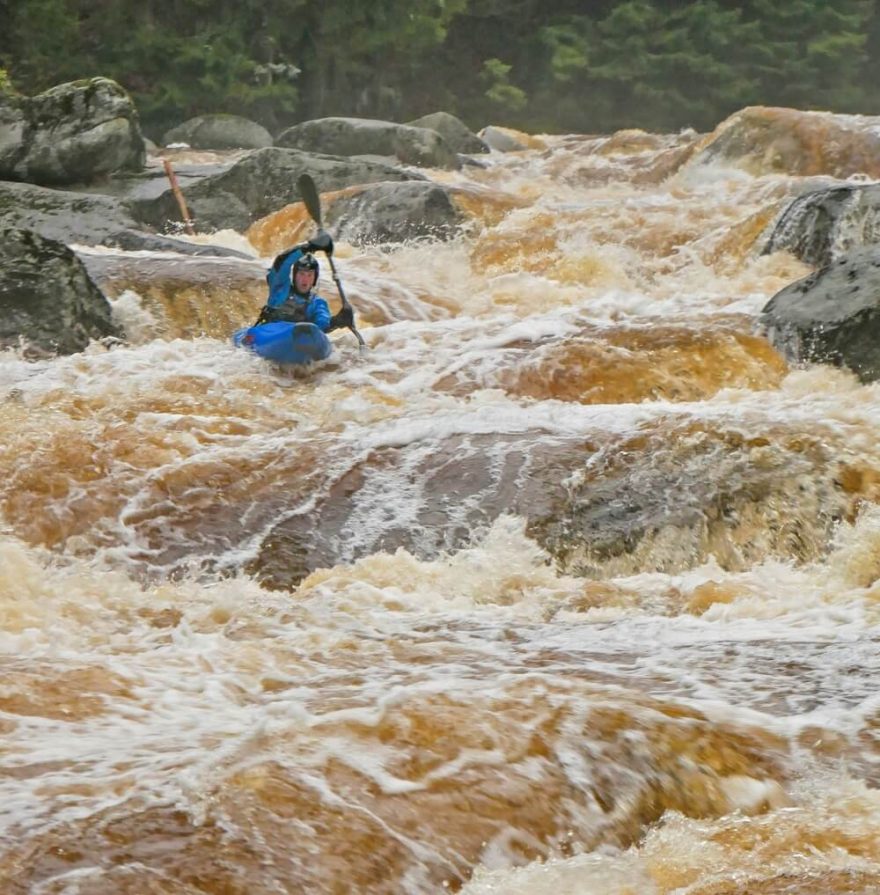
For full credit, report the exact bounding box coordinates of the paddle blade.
[297,174,322,227]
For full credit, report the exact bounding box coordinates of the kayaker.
[254,234,352,331]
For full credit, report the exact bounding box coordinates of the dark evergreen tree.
[738,0,873,112]
[2,0,879,137]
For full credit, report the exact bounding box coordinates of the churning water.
[3,112,880,894]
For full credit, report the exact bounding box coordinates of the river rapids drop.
[3,112,880,894]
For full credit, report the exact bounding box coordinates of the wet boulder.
[298,180,465,245]
[478,126,528,152]
[162,114,273,150]
[0,180,139,245]
[684,106,880,179]
[407,112,488,154]
[130,147,425,232]
[763,183,880,267]
[0,227,121,356]
[246,433,577,590]
[245,420,848,591]
[760,246,880,382]
[324,180,465,245]
[532,427,848,579]
[0,180,241,256]
[79,249,265,341]
[0,77,145,185]
[275,117,460,169]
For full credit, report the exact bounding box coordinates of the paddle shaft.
[327,254,365,347]
[297,175,366,349]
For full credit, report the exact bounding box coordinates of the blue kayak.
[232,321,333,365]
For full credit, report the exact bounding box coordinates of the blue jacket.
[263,246,332,330]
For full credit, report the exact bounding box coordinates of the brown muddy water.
[3,108,880,894]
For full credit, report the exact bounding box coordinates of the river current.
[3,111,880,894]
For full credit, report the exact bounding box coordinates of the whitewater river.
[3,112,880,893]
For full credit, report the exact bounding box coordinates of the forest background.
[2,0,880,140]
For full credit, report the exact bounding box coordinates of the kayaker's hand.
[328,306,353,331]
[308,230,334,255]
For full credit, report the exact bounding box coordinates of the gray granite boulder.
[407,111,488,154]
[321,180,464,245]
[130,147,425,233]
[0,227,121,356]
[276,117,460,169]
[162,114,273,150]
[479,126,527,152]
[760,246,880,382]
[0,181,244,256]
[763,183,880,268]
[0,180,139,244]
[0,77,145,185]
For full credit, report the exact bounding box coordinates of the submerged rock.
[760,246,880,382]
[0,227,121,355]
[246,421,848,590]
[532,427,848,578]
[248,433,574,589]
[0,77,145,185]
[276,117,460,170]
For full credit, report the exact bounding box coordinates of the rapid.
[3,112,880,894]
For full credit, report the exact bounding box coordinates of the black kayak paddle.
[297,173,366,350]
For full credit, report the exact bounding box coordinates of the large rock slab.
[407,112,488,154]
[0,180,244,256]
[0,180,139,244]
[321,181,465,244]
[251,180,465,247]
[760,246,880,382]
[247,433,577,589]
[163,114,273,150]
[0,227,121,355]
[276,117,460,169]
[0,77,145,185]
[685,106,880,179]
[245,420,848,590]
[763,183,880,267]
[130,147,425,233]
[79,249,265,341]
